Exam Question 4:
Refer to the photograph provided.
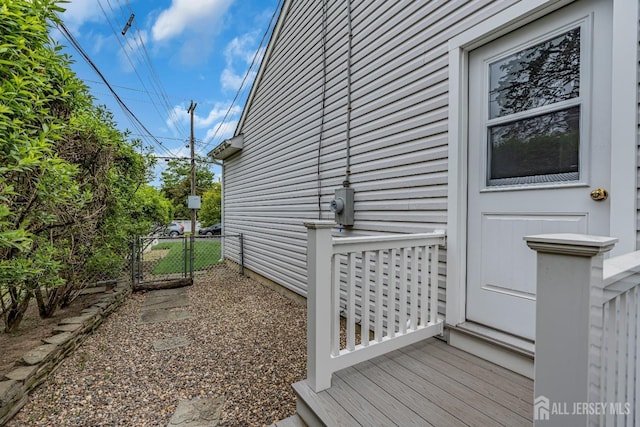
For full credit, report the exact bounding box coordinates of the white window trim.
[445,0,638,327]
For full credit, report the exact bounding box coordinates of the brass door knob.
[590,188,608,201]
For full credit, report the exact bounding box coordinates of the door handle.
[590,188,608,201]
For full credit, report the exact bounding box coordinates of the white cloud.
[220,33,265,91]
[220,68,247,92]
[61,0,103,33]
[166,105,190,131]
[204,120,238,142]
[151,0,234,42]
[198,105,242,127]
[166,103,241,131]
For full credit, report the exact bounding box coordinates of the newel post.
[525,233,617,427]
[305,221,335,392]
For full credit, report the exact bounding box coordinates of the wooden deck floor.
[293,338,534,426]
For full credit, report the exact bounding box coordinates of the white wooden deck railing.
[305,221,445,392]
[526,234,639,427]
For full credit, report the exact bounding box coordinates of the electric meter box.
[187,196,201,209]
[330,188,354,226]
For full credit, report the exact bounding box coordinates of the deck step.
[270,413,307,427]
[293,380,359,427]
[293,337,533,426]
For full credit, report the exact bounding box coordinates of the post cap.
[304,220,336,230]
[524,233,618,257]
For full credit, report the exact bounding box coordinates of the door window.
[486,27,582,186]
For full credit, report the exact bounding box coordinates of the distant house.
[210,1,638,424]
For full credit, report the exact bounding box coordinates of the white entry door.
[466,0,612,341]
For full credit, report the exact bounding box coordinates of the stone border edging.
[0,284,131,426]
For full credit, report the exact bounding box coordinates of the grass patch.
[150,240,221,274]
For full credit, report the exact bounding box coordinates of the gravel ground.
[8,266,307,426]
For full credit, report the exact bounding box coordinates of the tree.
[130,185,174,231]
[0,0,155,330]
[199,183,222,226]
[160,158,216,219]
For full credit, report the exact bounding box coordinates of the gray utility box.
[330,187,354,226]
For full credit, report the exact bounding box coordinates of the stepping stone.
[141,294,189,311]
[147,288,188,297]
[153,336,190,352]
[138,288,191,324]
[138,308,191,324]
[167,397,223,427]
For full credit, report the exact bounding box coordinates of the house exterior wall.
[224,0,640,298]
[637,18,640,249]
[222,0,521,297]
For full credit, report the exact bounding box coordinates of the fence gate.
[131,234,243,289]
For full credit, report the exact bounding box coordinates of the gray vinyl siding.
[223,0,519,296]
[637,17,640,249]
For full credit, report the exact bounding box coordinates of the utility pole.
[187,101,197,280]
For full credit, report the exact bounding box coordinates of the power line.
[82,78,186,101]
[56,20,179,159]
[132,23,187,136]
[198,0,284,155]
[111,0,189,137]
[129,134,188,142]
[96,0,187,138]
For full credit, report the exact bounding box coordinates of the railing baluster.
[389,248,397,338]
[399,248,408,335]
[305,221,446,393]
[347,252,356,351]
[630,287,639,427]
[616,293,627,426]
[410,246,418,330]
[362,251,370,347]
[375,250,383,342]
[420,246,428,327]
[629,286,640,425]
[332,253,340,357]
[430,244,439,324]
[605,299,617,427]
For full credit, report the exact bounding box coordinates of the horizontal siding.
[637,19,640,249]
[224,0,519,296]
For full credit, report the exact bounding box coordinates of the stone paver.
[53,323,82,333]
[4,367,37,382]
[141,294,189,311]
[21,345,58,366]
[167,397,223,427]
[42,332,73,346]
[143,287,188,298]
[153,336,190,352]
[138,308,191,324]
[59,314,94,325]
[138,288,191,325]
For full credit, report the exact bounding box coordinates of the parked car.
[164,222,184,237]
[198,223,221,236]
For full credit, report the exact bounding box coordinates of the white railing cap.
[332,231,446,253]
[304,220,336,229]
[524,233,618,257]
[603,250,640,287]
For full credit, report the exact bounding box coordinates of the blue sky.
[57,0,281,183]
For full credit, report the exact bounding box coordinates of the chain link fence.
[132,234,244,288]
[0,252,131,332]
